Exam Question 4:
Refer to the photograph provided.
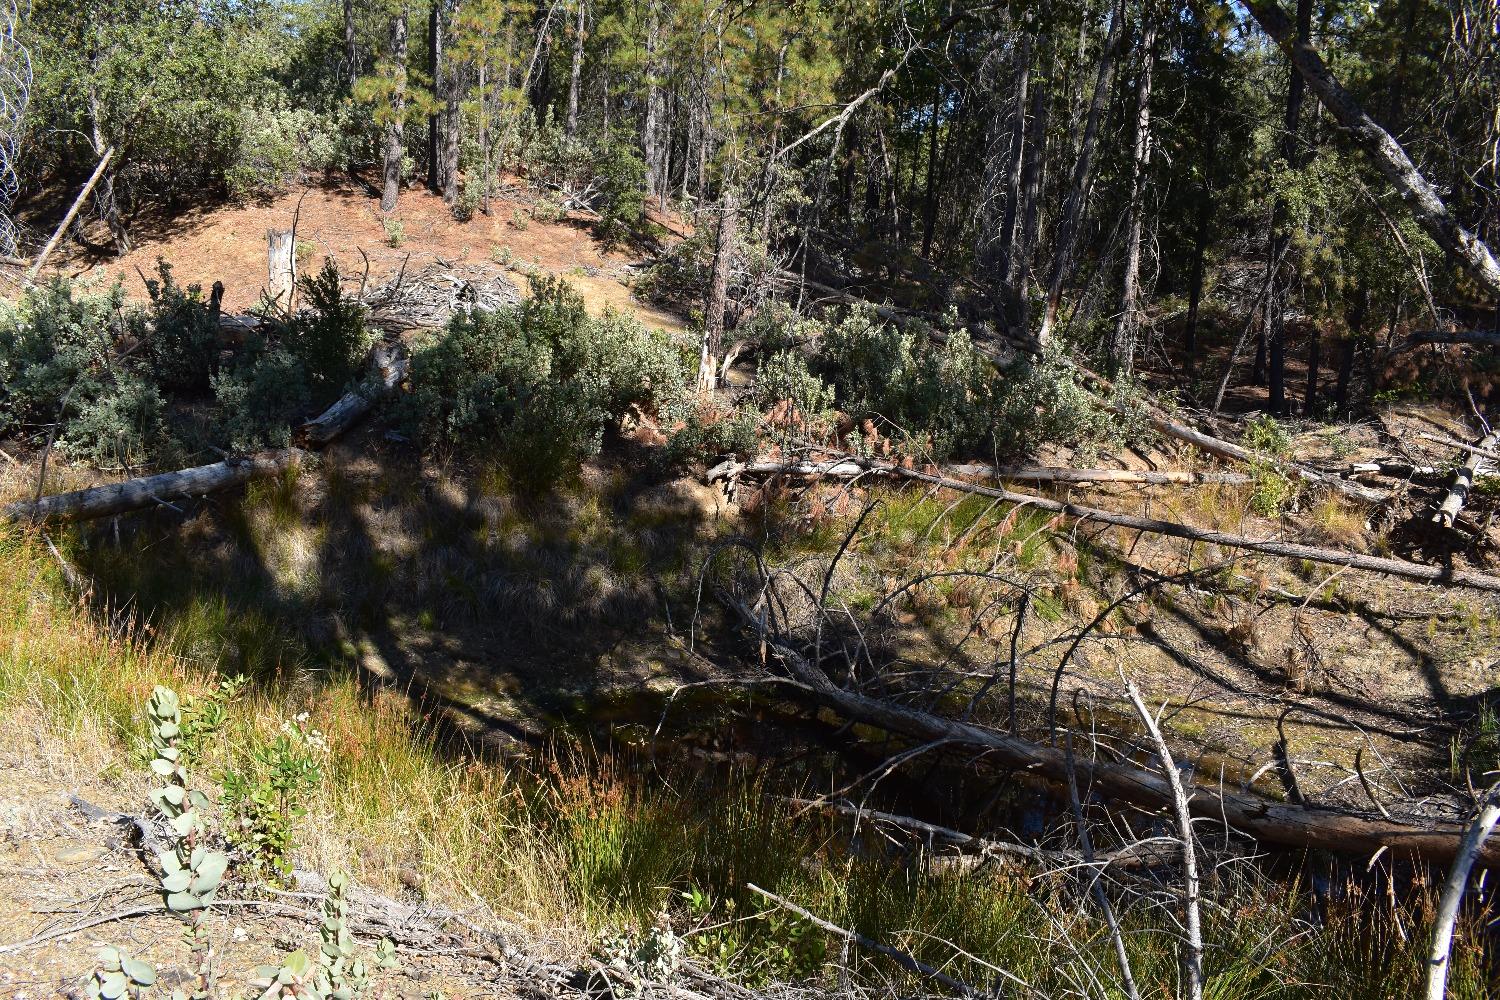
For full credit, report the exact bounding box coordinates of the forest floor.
[4,167,1499,851]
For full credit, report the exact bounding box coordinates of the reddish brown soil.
[28,174,687,334]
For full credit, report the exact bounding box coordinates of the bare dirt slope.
[31,175,687,335]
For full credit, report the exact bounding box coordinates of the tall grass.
[0,525,1493,997]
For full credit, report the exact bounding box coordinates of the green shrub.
[212,347,313,449]
[0,278,178,467]
[143,260,220,393]
[663,404,761,467]
[282,259,373,400]
[592,138,647,247]
[400,275,686,492]
[452,184,481,222]
[754,349,833,417]
[227,98,346,200]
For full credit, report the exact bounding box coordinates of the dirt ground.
[22,174,687,336]
[0,764,551,1000]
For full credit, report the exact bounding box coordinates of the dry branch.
[26,146,114,283]
[721,586,1500,866]
[709,456,1500,593]
[1425,781,1500,1000]
[4,450,305,524]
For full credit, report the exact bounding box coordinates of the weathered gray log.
[1419,432,1500,464]
[943,464,1252,486]
[710,455,1500,593]
[4,450,305,524]
[724,591,1500,865]
[1433,430,1499,528]
[298,345,410,447]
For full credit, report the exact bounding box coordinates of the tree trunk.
[380,8,409,213]
[266,229,295,311]
[1012,37,1051,339]
[428,0,444,193]
[1334,336,1356,413]
[1264,0,1311,416]
[698,189,739,393]
[1183,184,1211,377]
[1038,0,1126,347]
[643,2,662,203]
[919,82,943,258]
[1433,430,1500,528]
[479,62,491,213]
[1111,7,1158,375]
[1243,0,1500,299]
[565,0,586,137]
[87,88,128,255]
[1304,329,1321,415]
[442,58,461,204]
[343,0,359,85]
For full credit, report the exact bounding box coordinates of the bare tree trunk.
[343,0,359,85]
[427,0,444,193]
[1111,6,1158,374]
[442,58,462,204]
[86,87,128,255]
[698,190,738,393]
[565,0,586,137]
[1304,329,1321,414]
[1038,0,1126,348]
[919,82,943,258]
[381,8,409,213]
[1244,0,1500,299]
[1264,0,1311,416]
[1012,37,1050,340]
[266,229,295,310]
[643,2,662,203]
[1183,185,1211,378]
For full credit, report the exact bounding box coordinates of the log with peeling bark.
[708,455,1500,593]
[4,451,306,524]
[723,591,1500,866]
[715,459,1252,486]
[299,345,410,447]
[1433,430,1499,528]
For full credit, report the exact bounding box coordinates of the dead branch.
[25,146,114,283]
[709,456,1500,593]
[1123,679,1202,1000]
[1425,780,1500,1000]
[715,569,1500,865]
[1064,733,1141,1000]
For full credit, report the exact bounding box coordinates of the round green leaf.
[162,870,191,893]
[122,957,156,986]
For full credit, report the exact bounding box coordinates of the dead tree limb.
[1432,430,1499,528]
[1397,331,1500,351]
[25,146,114,283]
[719,585,1500,865]
[298,345,410,446]
[1124,680,1203,1000]
[1419,432,1500,465]
[1425,781,1500,1000]
[4,450,305,524]
[779,796,1075,865]
[1064,733,1141,1000]
[1242,0,1500,299]
[710,456,1500,593]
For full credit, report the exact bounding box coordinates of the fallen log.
[1433,430,1499,528]
[1418,431,1500,464]
[299,344,410,447]
[26,147,115,283]
[4,450,306,524]
[942,464,1253,486]
[1395,330,1500,352]
[709,455,1500,593]
[723,591,1500,866]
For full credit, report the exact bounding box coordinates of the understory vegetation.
[2,526,1493,998]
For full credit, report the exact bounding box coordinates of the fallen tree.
[299,344,410,446]
[714,459,1253,487]
[4,450,306,524]
[708,455,1500,593]
[1433,430,1499,528]
[719,585,1500,866]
